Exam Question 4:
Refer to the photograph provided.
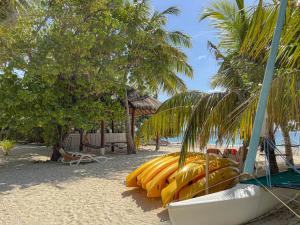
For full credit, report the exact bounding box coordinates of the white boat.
[168,183,292,225]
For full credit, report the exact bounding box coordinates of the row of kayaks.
[126,152,240,206]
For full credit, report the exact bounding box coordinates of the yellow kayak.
[167,170,178,184]
[126,153,176,187]
[196,175,239,197]
[136,155,174,186]
[161,158,238,207]
[146,157,204,197]
[178,166,240,201]
[141,156,180,189]
[166,154,218,183]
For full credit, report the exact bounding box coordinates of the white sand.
[0,144,299,225]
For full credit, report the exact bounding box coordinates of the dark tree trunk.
[100,120,105,148]
[281,125,294,166]
[131,109,135,140]
[50,125,68,161]
[124,89,136,154]
[259,117,279,174]
[111,120,115,152]
[79,129,84,152]
[51,143,61,161]
[261,134,279,174]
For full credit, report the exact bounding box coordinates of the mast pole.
[244,0,288,174]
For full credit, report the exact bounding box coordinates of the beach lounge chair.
[58,148,107,166]
[207,148,222,157]
[223,148,239,161]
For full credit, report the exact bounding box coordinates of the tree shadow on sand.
[0,144,169,194]
[122,188,170,222]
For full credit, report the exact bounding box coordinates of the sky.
[150,0,260,101]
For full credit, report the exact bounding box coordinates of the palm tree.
[238,1,300,165]
[121,1,192,154]
[137,0,300,171]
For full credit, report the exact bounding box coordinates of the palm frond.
[167,31,192,48]
[240,3,300,69]
[200,0,249,52]
[136,91,204,145]
[161,6,180,16]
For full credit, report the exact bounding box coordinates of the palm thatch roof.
[127,89,161,116]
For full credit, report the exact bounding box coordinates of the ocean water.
[165,131,300,146]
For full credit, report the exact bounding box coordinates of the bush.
[0,139,15,156]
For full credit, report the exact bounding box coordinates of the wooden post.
[155,134,160,151]
[111,120,115,152]
[111,120,115,133]
[131,109,135,140]
[205,150,209,195]
[100,120,105,148]
[79,129,83,151]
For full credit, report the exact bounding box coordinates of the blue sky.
[150,0,259,101]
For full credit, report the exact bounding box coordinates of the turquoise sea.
[165,131,300,147]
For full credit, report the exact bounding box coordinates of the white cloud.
[197,55,206,60]
[207,87,225,93]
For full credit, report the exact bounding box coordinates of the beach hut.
[66,89,161,152]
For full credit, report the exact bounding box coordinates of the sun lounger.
[223,148,239,161]
[207,148,222,157]
[58,148,108,165]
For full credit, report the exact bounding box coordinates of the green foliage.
[119,1,193,95]
[0,0,30,22]
[0,0,192,153]
[0,139,15,155]
[0,0,126,146]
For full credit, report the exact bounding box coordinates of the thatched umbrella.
[127,89,161,139]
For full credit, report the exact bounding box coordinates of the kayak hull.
[168,184,291,225]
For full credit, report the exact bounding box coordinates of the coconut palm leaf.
[167,31,192,48]
[200,0,249,52]
[240,2,300,69]
[136,91,204,143]
[227,69,300,142]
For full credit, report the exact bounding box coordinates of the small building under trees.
[66,89,161,153]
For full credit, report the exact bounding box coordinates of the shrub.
[0,139,15,156]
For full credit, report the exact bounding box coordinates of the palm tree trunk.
[281,125,294,166]
[259,117,279,174]
[239,140,249,173]
[124,88,136,154]
[264,130,279,174]
[154,91,160,151]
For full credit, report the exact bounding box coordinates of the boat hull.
[168,184,289,225]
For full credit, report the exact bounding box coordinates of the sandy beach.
[0,144,299,225]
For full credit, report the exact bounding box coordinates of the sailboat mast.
[243,0,288,174]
